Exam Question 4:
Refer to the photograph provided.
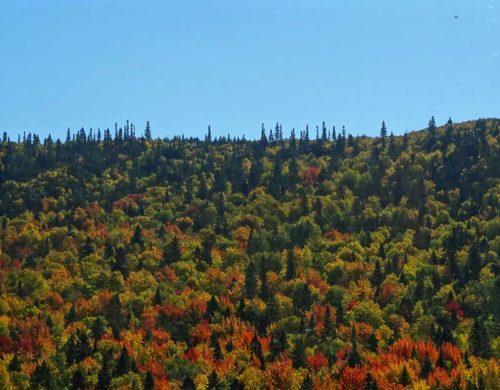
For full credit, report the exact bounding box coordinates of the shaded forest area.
[0,118,499,389]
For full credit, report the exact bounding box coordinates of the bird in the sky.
[454,15,459,19]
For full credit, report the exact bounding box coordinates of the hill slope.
[0,118,499,388]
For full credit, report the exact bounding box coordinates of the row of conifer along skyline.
[2,117,443,145]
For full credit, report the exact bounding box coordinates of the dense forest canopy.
[0,117,499,389]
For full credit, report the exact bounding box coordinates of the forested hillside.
[0,118,499,389]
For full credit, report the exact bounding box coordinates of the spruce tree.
[372,259,383,288]
[260,124,268,147]
[164,236,181,264]
[116,346,132,376]
[144,372,155,390]
[30,361,52,389]
[301,374,314,390]
[206,125,212,142]
[8,354,21,371]
[292,337,307,368]
[322,305,334,338]
[468,242,482,280]
[250,334,265,368]
[182,377,196,390]
[206,295,219,318]
[380,121,387,147]
[245,261,257,299]
[144,121,152,140]
[285,248,297,280]
[112,247,128,277]
[131,224,143,248]
[348,327,362,367]
[201,235,214,265]
[71,370,86,390]
[153,287,163,305]
[421,351,433,378]
[365,372,379,390]
[96,352,113,390]
[270,329,287,358]
[469,318,490,357]
[400,365,411,386]
[207,370,219,389]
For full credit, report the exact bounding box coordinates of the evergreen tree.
[116,346,132,376]
[250,334,265,368]
[380,121,387,147]
[230,378,244,390]
[421,351,433,378]
[245,261,257,299]
[290,128,297,152]
[131,224,143,248]
[8,354,21,372]
[153,287,163,305]
[266,293,279,325]
[31,361,53,389]
[321,121,328,141]
[468,242,482,279]
[270,329,287,358]
[260,124,268,147]
[301,374,314,390]
[292,337,307,368]
[210,332,223,361]
[92,316,108,341]
[144,372,155,390]
[207,370,219,389]
[274,122,280,142]
[206,295,219,318]
[112,247,129,277]
[322,305,334,338]
[368,332,378,352]
[104,294,124,338]
[425,116,437,151]
[164,236,181,264]
[388,132,397,159]
[97,357,113,390]
[201,234,214,265]
[285,248,297,280]
[372,259,384,290]
[469,318,490,357]
[144,121,152,140]
[365,372,379,390]
[182,377,196,390]
[71,370,86,390]
[206,125,212,142]
[430,250,439,265]
[66,304,77,323]
[259,265,269,301]
[400,365,411,386]
[348,327,362,367]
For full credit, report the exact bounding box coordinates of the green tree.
[30,361,53,389]
[285,248,297,280]
[131,224,144,248]
[144,372,154,390]
[380,121,387,147]
[71,369,86,390]
[469,318,490,357]
[116,346,132,376]
[245,261,257,299]
[144,121,152,140]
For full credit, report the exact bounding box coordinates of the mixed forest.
[0,117,499,389]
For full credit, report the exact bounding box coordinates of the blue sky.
[0,0,499,140]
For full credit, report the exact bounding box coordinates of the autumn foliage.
[0,118,498,388]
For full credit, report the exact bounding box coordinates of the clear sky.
[0,0,499,140]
